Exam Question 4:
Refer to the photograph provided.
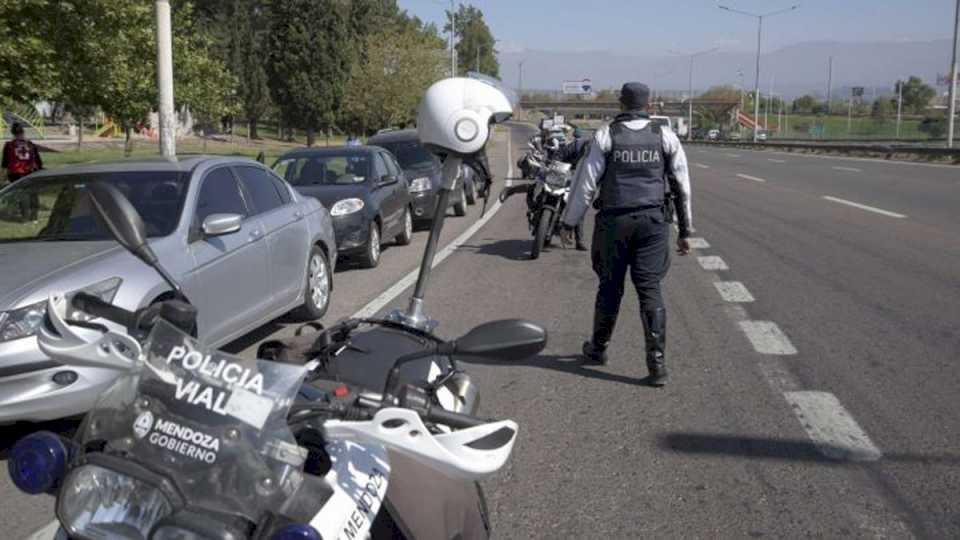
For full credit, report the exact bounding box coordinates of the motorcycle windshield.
[71,320,312,532]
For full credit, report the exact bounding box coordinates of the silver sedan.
[0,156,337,423]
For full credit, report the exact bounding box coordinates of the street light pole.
[450,1,456,77]
[947,0,959,147]
[719,3,800,142]
[675,47,718,141]
[155,0,175,158]
[518,60,525,95]
[896,78,904,139]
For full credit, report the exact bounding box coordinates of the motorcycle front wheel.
[531,207,554,260]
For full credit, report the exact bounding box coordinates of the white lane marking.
[736,173,767,183]
[768,158,787,163]
[687,237,710,249]
[725,153,741,158]
[738,321,797,355]
[353,132,513,319]
[714,281,755,303]
[832,166,863,173]
[694,163,710,169]
[784,391,883,462]
[821,196,907,219]
[759,147,960,169]
[697,256,728,271]
[26,521,60,540]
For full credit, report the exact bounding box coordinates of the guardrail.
[688,140,960,164]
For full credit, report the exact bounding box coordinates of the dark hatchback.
[366,129,477,224]
[273,146,413,268]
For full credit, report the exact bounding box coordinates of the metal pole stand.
[386,156,463,332]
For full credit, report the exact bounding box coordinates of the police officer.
[559,82,692,387]
[557,127,591,250]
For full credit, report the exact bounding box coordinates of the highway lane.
[2,126,958,538]
[686,145,960,231]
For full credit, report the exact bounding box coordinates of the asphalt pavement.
[2,126,959,539]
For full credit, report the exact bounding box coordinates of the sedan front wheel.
[293,246,331,320]
[359,222,381,268]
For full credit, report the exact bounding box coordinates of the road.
[2,126,959,539]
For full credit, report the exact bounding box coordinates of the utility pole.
[155,0,175,157]
[719,4,800,142]
[826,56,833,114]
[449,1,456,77]
[896,78,904,139]
[947,0,959,147]
[674,47,718,141]
[518,60,525,95]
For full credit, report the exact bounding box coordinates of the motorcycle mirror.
[86,182,184,295]
[449,319,547,360]
[86,182,156,266]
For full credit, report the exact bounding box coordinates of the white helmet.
[417,77,513,157]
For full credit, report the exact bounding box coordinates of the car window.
[372,153,389,179]
[195,167,247,226]
[382,152,401,177]
[274,155,370,186]
[235,166,284,215]
[379,141,438,171]
[270,173,293,205]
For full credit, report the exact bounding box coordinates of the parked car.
[367,129,476,222]
[727,131,743,141]
[708,129,720,140]
[273,146,413,268]
[0,156,337,423]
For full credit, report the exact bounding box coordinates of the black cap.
[619,82,650,111]
[11,122,24,135]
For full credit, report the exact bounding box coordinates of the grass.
[759,114,928,141]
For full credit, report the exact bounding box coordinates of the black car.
[367,129,478,225]
[273,146,413,268]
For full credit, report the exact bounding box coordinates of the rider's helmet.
[416,77,513,157]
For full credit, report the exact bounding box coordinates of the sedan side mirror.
[379,174,399,187]
[202,213,242,237]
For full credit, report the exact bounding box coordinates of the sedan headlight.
[58,464,172,540]
[330,198,365,216]
[0,277,122,343]
[409,177,432,193]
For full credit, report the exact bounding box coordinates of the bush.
[918,117,946,138]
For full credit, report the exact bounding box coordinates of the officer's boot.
[641,307,668,386]
[583,305,617,366]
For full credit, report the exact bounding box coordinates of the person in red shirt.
[3,122,43,184]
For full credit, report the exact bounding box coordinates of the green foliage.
[266,0,351,145]
[871,97,893,120]
[342,26,446,134]
[792,95,820,114]
[895,76,936,115]
[445,4,499,77]
[918,116,945,138]
[0,0,60,102]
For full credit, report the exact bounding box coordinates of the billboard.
[562,79,593,95]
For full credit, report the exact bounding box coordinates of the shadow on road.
[0,417,82,461]
[457,239,536,261]
[462,353,650,387]
[658,432,960,466]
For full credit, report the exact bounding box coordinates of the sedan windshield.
[0,171,188,243]
[379,142,438,171]
[274,154,371,186]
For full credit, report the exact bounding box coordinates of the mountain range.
[496,39,956,100]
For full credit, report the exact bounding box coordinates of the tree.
[696,85,741,127]
[445,4,499,77]
[895,76,936,115]
[0,0,60,103]
[266,0,351,146]
[871,97,893,120]
[342,26,446,134]
[792,95,820,114]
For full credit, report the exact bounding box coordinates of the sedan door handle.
[293,210,304,220]
[249,229,263,241]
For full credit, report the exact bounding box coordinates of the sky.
[398,0,959,55]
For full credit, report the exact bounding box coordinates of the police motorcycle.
[9,77,546,540]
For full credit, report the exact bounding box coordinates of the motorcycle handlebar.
[426,406,487,430]
[71,292,137,329]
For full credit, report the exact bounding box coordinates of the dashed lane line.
[768,158,787,163]
[822,196,907,219]
[714,281,755,303]
[694,163,711,169]
[784,391,884,462]
[697,255,728,271]
[354,131,513,318]
[736,173,767,183]
[832,166,863,173]
[738,321,798,355]
[725,153,742,158]
[687,237,710,249]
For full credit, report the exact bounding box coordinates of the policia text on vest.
[559,82,693,388]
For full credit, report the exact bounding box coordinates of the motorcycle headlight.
[545,172,567,188]
[330,198,364,216]
[0,277,122,343]
[408,177,432,193]
[57,465,172,540]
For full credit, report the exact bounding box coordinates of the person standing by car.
[3,122,43,184]
[559,82,693,387]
